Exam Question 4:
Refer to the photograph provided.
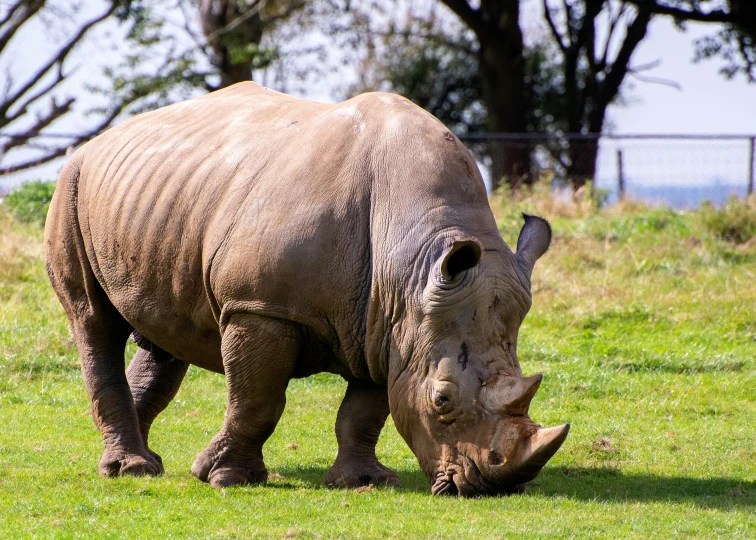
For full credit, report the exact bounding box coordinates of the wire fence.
[2,132,755,209]
[459,134,756,209]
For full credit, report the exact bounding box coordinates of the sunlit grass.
[1,192,754,538]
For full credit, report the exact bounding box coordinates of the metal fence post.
[749,137,755,195]
[617,149,625,200]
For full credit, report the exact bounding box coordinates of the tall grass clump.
[0,207,45,288]
[3,180,56,225]
[699,194,756,244]
[490,180,609,240]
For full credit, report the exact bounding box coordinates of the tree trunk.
[476,3,529,190]
[200,0,263,88]
[566,137,598,189]
[441,0,530,190]
[479,41,530,189]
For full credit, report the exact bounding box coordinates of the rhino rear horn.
[482,374,542,415]
[515,214,552,276]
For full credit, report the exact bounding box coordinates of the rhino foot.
[209,467,268,488]
[99,450,164,478]
[191,450,267,488]
[324,458,400,489]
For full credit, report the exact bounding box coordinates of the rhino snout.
[476,423,571,488]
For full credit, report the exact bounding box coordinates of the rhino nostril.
[488,450,503,466]
[434,395,449,408]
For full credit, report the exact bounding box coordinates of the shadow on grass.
[269,465,430,493]
[534,466,755,509]
[273,464,755,509]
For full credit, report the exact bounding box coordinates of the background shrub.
[3,180,56,225]
[700,195,756,244]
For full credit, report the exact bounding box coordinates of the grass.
[1,188,754,538]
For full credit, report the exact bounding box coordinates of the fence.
[458,134,756,209]
[2,132,755,209]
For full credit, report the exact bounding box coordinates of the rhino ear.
[440,239,482,282]
[515,214,551,276]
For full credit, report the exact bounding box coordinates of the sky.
[1,0,755,193]
[604,19,756,135]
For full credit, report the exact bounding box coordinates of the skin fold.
[44,82,568,495]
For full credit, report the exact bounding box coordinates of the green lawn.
[1,192,754,538]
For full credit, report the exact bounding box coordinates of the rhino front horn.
[513,424,571,482]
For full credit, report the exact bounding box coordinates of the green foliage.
[358,19,568,138]
[1,197,754,536]
[695,24,756,82]
[226,42,279,69]
[376,30,485,135]
[3,180,56,225]
[699,195,756,244]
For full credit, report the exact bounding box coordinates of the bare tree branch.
[543,0,568,53]
[440,0,484,36]
[599,6,652,113]
[628,70,682,89]
[202,0,263,42]
[0,101,124,176]
[630,58,662,72]
[0,3,116,119]
[599,1,628,71]
[623,0,734,24]
[2,64,68,126]
[0,0,44,52]
[0,1,27,28]
[1,96,74,153]
[0,2,124,176]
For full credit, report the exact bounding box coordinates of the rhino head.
[387,214,569,496]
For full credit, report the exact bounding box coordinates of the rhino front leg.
[126,345,188,468]
[324,380,400,488]
[191,314,297,488]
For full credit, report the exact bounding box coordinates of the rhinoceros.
[45,82,569,496]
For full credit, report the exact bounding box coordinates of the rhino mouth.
[431,475,459,496]
[430,456,523,497]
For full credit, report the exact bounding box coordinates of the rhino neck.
[357,112,500,384]
[362,229,452,384]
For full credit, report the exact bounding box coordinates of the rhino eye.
[434,394,449,408]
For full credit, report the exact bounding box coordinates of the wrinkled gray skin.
[45,82,568,496]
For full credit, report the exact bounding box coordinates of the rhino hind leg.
[191,314,298,488]
[45,162,162,478]
[126,344,188,467]
[72,310,163,478]
[324,380,400,489]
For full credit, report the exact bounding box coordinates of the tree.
[1,0,319,177]
[660,0,756,82]
[353,1,752,189]
[98,0,317,118]
[542,0,756,187]
[0,1,128,175]
[542,1,654,187]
